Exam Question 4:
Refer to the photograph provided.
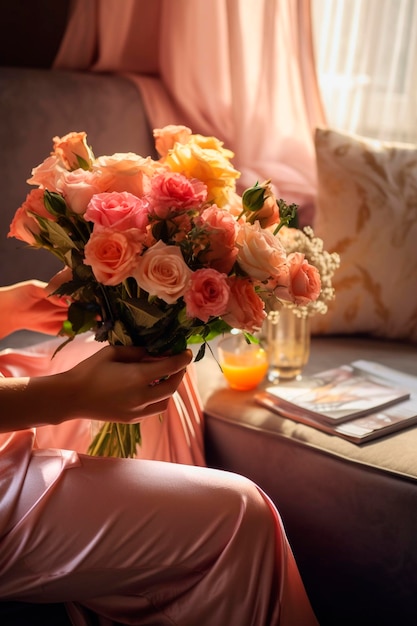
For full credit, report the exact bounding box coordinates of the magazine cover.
[261,363,410,424]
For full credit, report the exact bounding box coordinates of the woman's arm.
[0,345,193,432]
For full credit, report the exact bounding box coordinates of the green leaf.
[108,320,133,346]
[67,301,97,334]
[194,343,206,362]
[44,190,68,217]
[122,298,165,329]
[35,216,78,252]
[76,154,92,171]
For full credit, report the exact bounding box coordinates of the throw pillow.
[311,127,417,342]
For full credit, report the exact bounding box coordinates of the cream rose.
[133,240,192,304]
[236,222,287,281]
[56,169,107,215]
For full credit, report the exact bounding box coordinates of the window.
[312,0,417,143]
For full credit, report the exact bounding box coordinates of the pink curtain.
[55,0,325,220]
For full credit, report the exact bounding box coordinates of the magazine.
[259,362,410,425]
[255,360,417,443]
[256,390,417,444]
[255,361,411,426]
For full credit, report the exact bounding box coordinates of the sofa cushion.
[311,127,417,342]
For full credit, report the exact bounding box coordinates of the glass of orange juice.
[217,333,268,391]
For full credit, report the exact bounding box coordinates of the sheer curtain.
[54,0,325,221]
[312,0,417,144]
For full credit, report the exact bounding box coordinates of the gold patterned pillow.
[311,127,417,342]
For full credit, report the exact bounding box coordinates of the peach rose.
[84,228,144,286]
[93,153,156,197]
[236,222,287,281]
[8,188,55,244]
[85,191,150,232]
[222,277,266,332]
[242,180,280,228]
[27,155,66,191]
[56,169,108,215]
[286,252,321,305]
[249,195,280,229]
[53,131,94,170]
[184,268,230,322]
[133,240,192,304]
[195,205,238,274]
[153,125,192,157]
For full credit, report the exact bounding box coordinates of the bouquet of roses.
[9,125,322,457]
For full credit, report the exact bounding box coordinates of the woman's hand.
[0,346,194,432]
[0,279,68,339]
[63,345,194,423]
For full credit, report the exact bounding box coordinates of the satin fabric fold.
[0,445,318,626]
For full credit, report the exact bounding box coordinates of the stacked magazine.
[255,360,417,444]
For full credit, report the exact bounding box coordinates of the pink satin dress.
[0,335,318,625]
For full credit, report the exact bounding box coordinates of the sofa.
[1,63,417,626]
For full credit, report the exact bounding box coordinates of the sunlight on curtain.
[54,0,326,220]
[312,0,417,143]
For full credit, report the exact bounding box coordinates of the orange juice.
[220,348,268,391]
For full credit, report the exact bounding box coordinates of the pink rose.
[53,131,94,170]
[27,155,66,191]
[93,153,156,197]
[286,252,321,305]
[8,188,55,244]
[184,268,230,322]
[85,191,150,232]
[236,222,287,281]
[56,169,108,215]
[148,172,207,218]
[153,125,192,157]
[133,240,192,304]
[84,228,144,286]
[222,277,266,332]
[195,205,238,274]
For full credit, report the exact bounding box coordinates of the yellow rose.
[189,133,235,160]
[164,142,240,207]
